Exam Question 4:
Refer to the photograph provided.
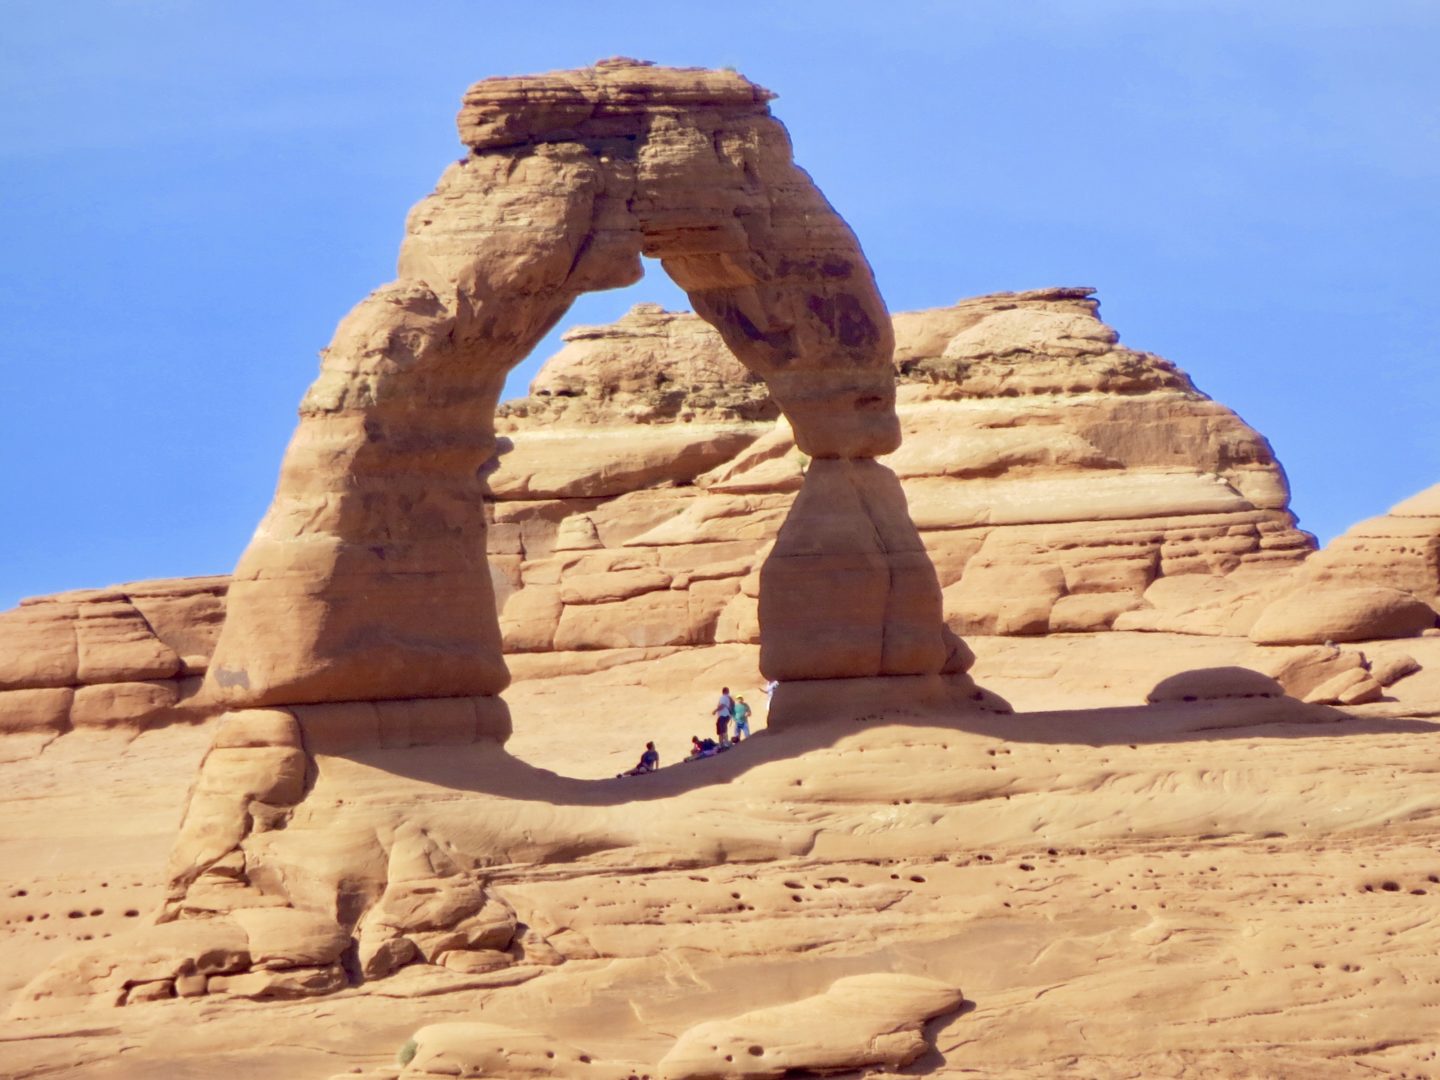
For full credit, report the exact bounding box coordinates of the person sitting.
[617,741,660,777]
[685,735,719,761]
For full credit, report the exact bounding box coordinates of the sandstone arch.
[206,59,977,727]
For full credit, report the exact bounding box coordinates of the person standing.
[760,679,778,714]
[732,696,752,741]
[714,686,735,745]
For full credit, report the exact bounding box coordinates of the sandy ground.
[4,634,1440,1078]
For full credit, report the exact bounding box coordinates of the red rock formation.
[0,284,1328,745]
[489,287,1316,657]
[0,285,1339,746]
[20,59,977,1005]
[0,576,225,746]
[1247,484,1440,643]
[206,58,964,721]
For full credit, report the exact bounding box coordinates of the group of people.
[713,686,753,743]
[616,681,778,777]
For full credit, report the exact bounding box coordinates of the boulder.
[1370,653,1421,687]
[9,919,250,1018]
[1256,646,1366,699]
[231,908,350,970]
[1146,667,1285,704]
[658,973,965,1079]
[1303,667,1385,706]
[1250,586,1436,645]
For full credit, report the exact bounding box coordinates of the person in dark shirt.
[617,740,660,777]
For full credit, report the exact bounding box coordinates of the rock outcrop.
[8,55,1440,1080]
[1248,484,1440,643]
[657,973,964,1078]
[489,287,1316,661]
[359,974,961,1080]
[206,57,969,722]
[0,286,1337,747]
[12,58,987,1014]
[0,576,226,751]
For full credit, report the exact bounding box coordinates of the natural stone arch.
[207,58,978,726]
[11,62,999,1015]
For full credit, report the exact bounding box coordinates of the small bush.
[397,1037,418,1066]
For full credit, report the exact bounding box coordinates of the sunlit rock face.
[4,59,982,1017]
[1247,484,1440,644]
[0,576,226,750]
[5,63,1440,1079]
[201,57,960,719]
[489,285,1317,661]
[0,285,1330,743]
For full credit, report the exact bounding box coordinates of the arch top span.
[455,56,778,151]
[206,59,979,718]
[400,56,899,460]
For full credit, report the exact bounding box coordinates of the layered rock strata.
[0,287,1335,745]
[488,287,1317,661]
[0,576,226,747]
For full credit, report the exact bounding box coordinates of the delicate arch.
[207,59,974,723]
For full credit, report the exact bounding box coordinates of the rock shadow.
[349,687,1439,810]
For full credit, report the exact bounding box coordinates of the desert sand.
[3,59,1440,1080]
[6,635,1440,1077]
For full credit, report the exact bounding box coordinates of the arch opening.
[204,59,981,730]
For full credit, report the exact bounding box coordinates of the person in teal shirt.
[732,696,752,741]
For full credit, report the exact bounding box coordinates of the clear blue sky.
[2,1,1436,608]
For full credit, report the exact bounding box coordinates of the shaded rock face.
[205,57,962,719]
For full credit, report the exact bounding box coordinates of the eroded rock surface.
[490,287,1316,663]
[3,285,1392,745]
[5,59,1440,1080]
[0,576,226,753]
[205,57,946,717]
[658,973,964,1078]
[7,58,989,1025]
[1249,484,1440,643]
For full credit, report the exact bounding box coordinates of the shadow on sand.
[341,668,1440,810]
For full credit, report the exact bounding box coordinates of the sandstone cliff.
[488,287,1318,656]
[0,577,225,755]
